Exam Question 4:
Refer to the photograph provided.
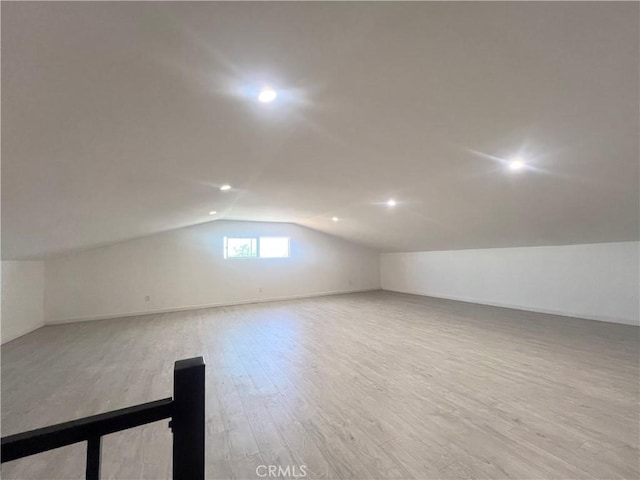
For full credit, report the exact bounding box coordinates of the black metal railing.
[1,357,205,480]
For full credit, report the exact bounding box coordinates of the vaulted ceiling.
[2,2,638,259]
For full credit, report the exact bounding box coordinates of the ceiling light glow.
[332,217,339,222]
[209,211,217,216]
[387,199,397,207]
[509,158,525,171]
[258,87,277,103]
[220,184,232,191]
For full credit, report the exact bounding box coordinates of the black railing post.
[172,357,205,480]
[85,436,101,480]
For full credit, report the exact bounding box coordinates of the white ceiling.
[2,2,638,259]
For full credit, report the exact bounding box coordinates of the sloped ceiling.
[2,2,638,259]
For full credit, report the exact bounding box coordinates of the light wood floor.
[2,291,638,479]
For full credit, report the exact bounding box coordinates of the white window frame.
[223,236,291,259]
[258,236,290,259]
[223,236,258,259]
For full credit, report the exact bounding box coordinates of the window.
[224,236,290,259]
[259,237,289,258]
[224,237,257,258]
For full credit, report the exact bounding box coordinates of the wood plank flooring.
[2,291,638,479]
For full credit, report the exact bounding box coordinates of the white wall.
[45,221,380,324]
[381,242,640,325]
[1,261,45,343]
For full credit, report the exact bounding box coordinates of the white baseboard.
[45,288,381,325]
[1,322,46,345]
[381,288,640,326]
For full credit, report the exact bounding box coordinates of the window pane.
[225,237,257,258]
[259,237,289,258]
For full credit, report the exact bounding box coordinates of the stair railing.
[1,356,205,480]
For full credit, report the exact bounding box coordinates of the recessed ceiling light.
[332,216,339,222]
[220,184,232,191]
[509,158,525,171]
[258,87,277,103]
[387,199,397,207]
[209,211,217,216]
